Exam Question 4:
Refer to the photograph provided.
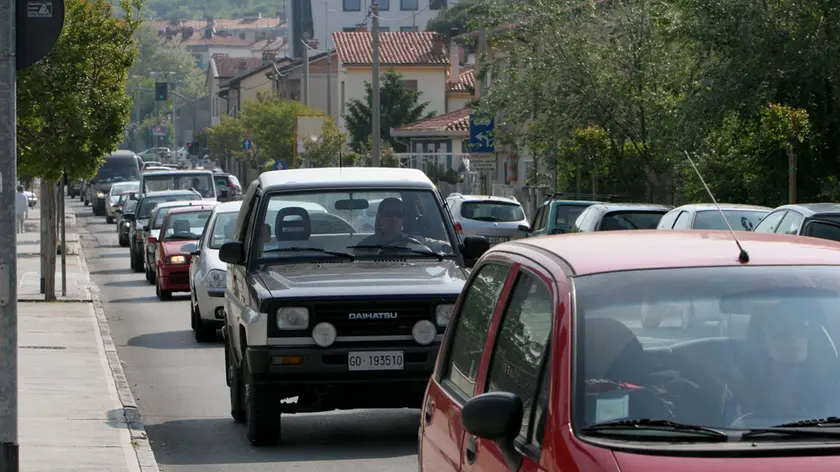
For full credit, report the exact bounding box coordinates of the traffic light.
[155,82,168,101]
[186,142,193,154]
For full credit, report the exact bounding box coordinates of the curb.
[74,213,162,472]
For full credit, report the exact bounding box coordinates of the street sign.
[469,112,495,154]
[152,126,167,137]
[16,0,65,69]
[242,137,252,151]
[272,160,288,170]
[469,157,497,172]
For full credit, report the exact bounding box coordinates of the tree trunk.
[788,147,797,204]
[40,179,57,301]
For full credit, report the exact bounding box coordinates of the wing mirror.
[219,241,245,265]
[218,189,230,201]
[461,236,490,267]
[180,242,200,256]
[461,392,524,472]
[517,224,531,233]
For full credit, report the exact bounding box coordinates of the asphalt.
[72,197,421,472]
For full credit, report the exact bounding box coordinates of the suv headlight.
[276,307,309,330]
[206,269,226,290]
[168,255,187,264]
[435,304,455,327]
[96,191,105,198]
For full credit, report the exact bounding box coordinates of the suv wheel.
[227,340,245,422]
[244,354,281,445]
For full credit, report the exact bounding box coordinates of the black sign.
[16,0,65,69]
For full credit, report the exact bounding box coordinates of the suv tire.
[227,340,246,422]
[244,354,281,446]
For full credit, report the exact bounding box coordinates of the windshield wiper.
[347,244,444,261]
[263,246,355,261]
[581,419,729,441]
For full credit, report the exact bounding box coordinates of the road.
[73,198,420,472]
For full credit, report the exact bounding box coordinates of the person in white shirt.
[15,185,29,234]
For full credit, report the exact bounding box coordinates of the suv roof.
[595,203,673,212]
[141,190,202,199]
[509,230,840,276]
[259,167,435,191]
[770,203,840,216]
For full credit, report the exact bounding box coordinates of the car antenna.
[683,150,749,263]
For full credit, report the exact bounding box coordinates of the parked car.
[67,180,84,198]
[153,204,216,300]
[521,193,608,237]
[128,190,203,272]
[116,197,137,247]
[219,167,489,446]
[105,181,140,224]
[181,200,242,342]
[753,203,840,243]
[657,203,771,231]
[419,229,840,472]
[24,191,37,208]
[571,203,673,232]
[84,151,142,215]
[143,200,216,284]
[444,194,529,245]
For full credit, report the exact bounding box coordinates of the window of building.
[400,26,418,32]
[430,0,446,10]
[379,26,390,32]
[342,26,357,32]
[375,0,390,10]
[401,0,418,10]
[343,0,361,11]
[403,79,418,91]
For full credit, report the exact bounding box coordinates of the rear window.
[137,194,201,219]
[94,156,140,183]
[554,205,591,231]
[694,210,768,231]
[460,201,525,222]
[153,207,184,229]
[162,210,212,241]
[209,212,239,249]
[600,211,665,231]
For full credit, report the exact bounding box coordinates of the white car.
[184,200,242,342]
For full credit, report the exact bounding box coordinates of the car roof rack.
[544,192,621,202]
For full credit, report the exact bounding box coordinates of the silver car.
[105,181,140,224]
[445,194,528,245]
[184,200,242,342]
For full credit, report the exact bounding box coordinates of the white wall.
[338,66,446,130]
[311,0,447,53]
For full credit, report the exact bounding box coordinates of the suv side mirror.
[517,224,531,233]
[219,241,245,265]
[124,214,135,221]
[461,392,524,472]
[143,225,150,232]
[462,236,489,261]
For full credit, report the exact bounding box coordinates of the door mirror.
[218,189,230,201]
[801,219,840,241]
[517,224,531,233]
[143,225,150,232]
[462,236,490,261]
[461,392,524,472]
[180,242,199,254]
[219,241,245,265]
[551,227,566,234]
[123,214,135,221]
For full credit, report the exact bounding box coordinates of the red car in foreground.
[420,229,840,472]
[155,204,215,300]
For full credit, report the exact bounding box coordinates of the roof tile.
[394,107,471,134]
[213,56,264,78]
[332,31,449,66]
[150,17,283,31]
[447,67,475,93]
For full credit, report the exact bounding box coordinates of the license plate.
[348,351,404,371]
[486,236,510,244]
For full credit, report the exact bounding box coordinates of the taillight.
[454,222,463,233]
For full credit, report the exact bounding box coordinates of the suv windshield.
[600,211,665,230]
[137,194,201,219]
[163,210,212,241]
[143,173,215,198]
[574,265,840,432]
[93,156,140,183]
[209,212,238,249]
[694,210,768,231]
[257,190,457,260]
[461,201,524,222]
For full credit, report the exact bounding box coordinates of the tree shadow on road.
[127,330,221,349]
[142,410,419,465]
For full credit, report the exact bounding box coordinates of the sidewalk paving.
[15,203,159,472]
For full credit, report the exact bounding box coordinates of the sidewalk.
[15,204,159,471]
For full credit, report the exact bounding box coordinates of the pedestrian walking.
[15,185,29,233]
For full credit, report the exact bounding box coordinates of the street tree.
[301,117,348,168]
[344,69,433,153]
[16,0,142,299]
[207,115,246,160]
[760,103,811,204]
[239,95,320,166]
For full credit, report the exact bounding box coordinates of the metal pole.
[0,0,19,463]
[302,39,310,106]
[371,2,381,166]
[325,2,331,117]
[60,174,66,297]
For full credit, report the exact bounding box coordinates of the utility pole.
[0,0,19,468]
[371,2,381,166]
[325,2,331,117]
[302,38,310,106]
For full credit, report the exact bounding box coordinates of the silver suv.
[445,194,528,245]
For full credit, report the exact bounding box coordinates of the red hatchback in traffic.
[155,204,215,300]
[420,229,840,472]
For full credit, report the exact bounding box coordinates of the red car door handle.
[465,435,477,464]
[424,399,434,425]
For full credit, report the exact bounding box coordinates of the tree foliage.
[473,0,840,205]
[344,69,434,153]
[17,0,142,181]
[301,117,348,168]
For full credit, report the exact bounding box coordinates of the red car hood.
[614,450,840,472]
[159,239,198,257]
